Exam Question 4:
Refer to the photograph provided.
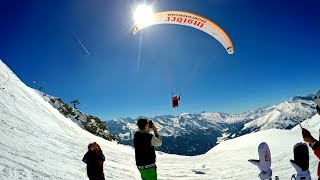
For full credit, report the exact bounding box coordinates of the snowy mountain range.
[41,90,318,156]
[31,71,318,156]
[2,59,320,179]
[105,96,317,155]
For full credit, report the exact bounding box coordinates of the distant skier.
[134,118,162,180]
[82,142,105,180]
[172,95,180,108]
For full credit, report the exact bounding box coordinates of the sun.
[133,4,153,26]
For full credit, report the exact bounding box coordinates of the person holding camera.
[134,118,162,180]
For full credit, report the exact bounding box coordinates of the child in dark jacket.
[83,142,105,180]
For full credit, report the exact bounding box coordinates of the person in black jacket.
[82,142,105,180]
[134,119,162,180]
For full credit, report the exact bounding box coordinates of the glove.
[290,143,311,180]
[302,128,311,138]
[302,128,317,144]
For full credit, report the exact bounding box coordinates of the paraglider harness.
[172,93,181,108]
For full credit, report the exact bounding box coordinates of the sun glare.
[133,5,153,26]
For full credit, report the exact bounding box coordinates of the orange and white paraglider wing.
[133,11,234,54]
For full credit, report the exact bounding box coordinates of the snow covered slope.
[203,116,320,179]
[0,60,139,179]
[1,59,320,179]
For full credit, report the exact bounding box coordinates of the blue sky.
[1,0,319,120]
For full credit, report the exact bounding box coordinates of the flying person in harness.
[172,94,181,108]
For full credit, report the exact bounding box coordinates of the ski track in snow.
[1,59,320,179]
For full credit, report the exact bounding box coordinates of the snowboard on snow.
[290,143,310,180]
[293,143,309,171]
[258,142,271,169]
[249,142,271,169]
[248,142,272,180]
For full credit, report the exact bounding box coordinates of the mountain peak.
[291,94,315,102]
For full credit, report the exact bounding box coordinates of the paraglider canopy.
[133,10,234,54]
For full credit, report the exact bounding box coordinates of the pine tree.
[70,99,80,109]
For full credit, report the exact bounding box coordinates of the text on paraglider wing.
[167,13,206,23]
[166,14,205,28]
